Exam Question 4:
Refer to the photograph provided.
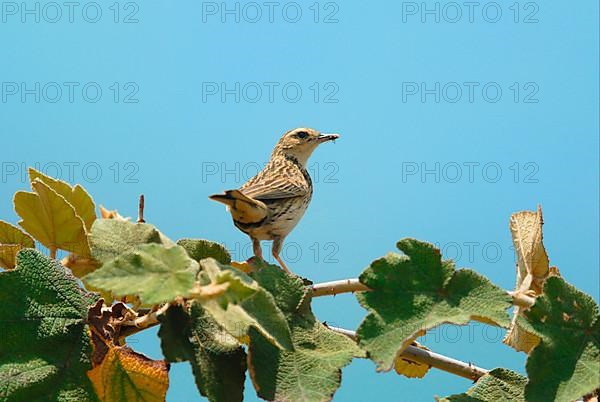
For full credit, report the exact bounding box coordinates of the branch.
[311,278,535,308]
[137,194,145,223]
[118,303,167,340]
[120,279,535,338]
[119,305,492,384]
[327,326,489,380]
[117,277,526,382]
[120,305,489,380]
[311,278,370,297]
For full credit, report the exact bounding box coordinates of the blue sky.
[1,1,598,401]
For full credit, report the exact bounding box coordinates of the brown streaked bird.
[209,128,340,273]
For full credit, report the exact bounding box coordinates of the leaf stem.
[327,326,489,380]
[311,278,535,308]
[506,291,536,308]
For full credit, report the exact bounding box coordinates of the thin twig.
[126,303,169,328]
[311,278,535,308]
[120,280,536,337]
[116,278,528,382]
[327,326,489,380]
[118,299,490,382]
[118,303,168,340]
[119,306,489,380]
[311,278,370,297]
[137,194,145,223]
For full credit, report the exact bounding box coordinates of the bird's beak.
[317,133,340,143]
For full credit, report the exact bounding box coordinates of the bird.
[209,127,340,273]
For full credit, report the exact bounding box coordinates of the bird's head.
[272,128,340,166]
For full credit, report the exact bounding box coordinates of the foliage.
[14,179,91,257]
[1,170,598,402]
[0,220,34,269]
[0,249,98,401]
[246,261,363,402]
[84,243,200,305]
[88,218,172,265]
[87,346,169,402]
[177,238,232,265]
[197,258,294,351]
[519,277,600,402]
[27,167,96,231]
[158,303,246,402]
[356,239,511,371]
[504,206,558,353]
[438,368,527,401]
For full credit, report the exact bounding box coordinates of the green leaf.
[0,249,98,401]
[89,219,174,264]
[518,276,600,402]
[438,368,527,401]
[198,258,293,351]
[177,238,232,265]
[356,238,512,371]
[14,180,91,257]
[247,262,362,402]
[158,303,246,402]
[28,167,96,232]
[248,259,308,316]
[83,243,199,305]
[0,220,35,269]
[158,304,196,363]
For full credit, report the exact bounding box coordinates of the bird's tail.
[209,190,268,224]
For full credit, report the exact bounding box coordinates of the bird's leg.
[252,237,263,260]
[272,237,291,274]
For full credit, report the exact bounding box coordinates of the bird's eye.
[295,131,309,139]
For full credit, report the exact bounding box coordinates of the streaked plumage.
[209,127,339,273]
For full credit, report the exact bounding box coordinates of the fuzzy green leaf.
[247,262,362,402]
[28,167,96,232]
[83,243,199,305]
[438,368,527,401]
[198,258,294,351]
[89,219,174,264]
[158,303,246,402]
[248,260,308,316]
[519,277,600,402]
[0,249,98,401]
[177,238,232,265]
[158,304,196,363]
[356,239,512,371]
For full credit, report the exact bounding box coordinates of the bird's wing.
[241,177,308,200]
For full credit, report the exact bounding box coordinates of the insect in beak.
[317,133,340,143]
